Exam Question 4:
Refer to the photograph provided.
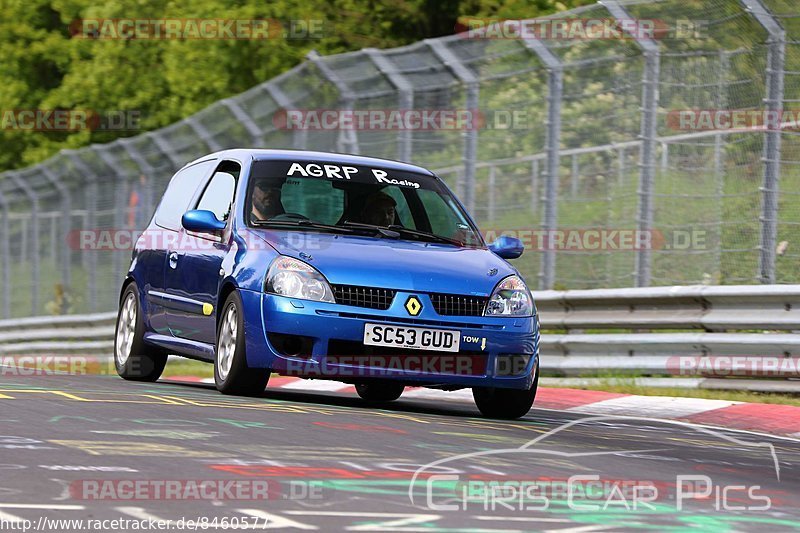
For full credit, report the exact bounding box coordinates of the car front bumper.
[239,289,539,390]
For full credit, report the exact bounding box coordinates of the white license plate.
[363,323,460,353]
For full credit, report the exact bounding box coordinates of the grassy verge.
[162,358,214,379]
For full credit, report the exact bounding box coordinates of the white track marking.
[569,395,740,418]
[281,380,352,392]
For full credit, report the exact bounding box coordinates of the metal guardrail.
[0,286,798,390]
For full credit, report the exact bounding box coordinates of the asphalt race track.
[0,372,799,532]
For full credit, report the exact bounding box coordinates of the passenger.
[360,191,396,227]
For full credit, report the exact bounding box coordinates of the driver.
[251,180,285,221]
[360,191,396,226]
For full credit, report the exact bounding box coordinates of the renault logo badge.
[405,296,422,316]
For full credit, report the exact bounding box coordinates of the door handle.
[169,252,179,269]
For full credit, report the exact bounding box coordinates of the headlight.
[265,256,335,303]
[484,275,534,317]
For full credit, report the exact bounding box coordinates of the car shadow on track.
[158,378,521,421]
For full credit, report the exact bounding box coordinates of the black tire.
[473,363,539,419]
[355,382,405,402]
[114,282,167,382]
[214,291,270,396]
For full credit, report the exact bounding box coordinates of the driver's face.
[364,203,396,226]
[253,186,280,214]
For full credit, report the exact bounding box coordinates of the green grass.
[162,358,215,379]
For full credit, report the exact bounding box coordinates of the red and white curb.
[167,375,800,438]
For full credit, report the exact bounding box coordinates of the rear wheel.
[114,282,167,382]
[473,362,538,419]
[355,382,405,402]
[215,291,270,396]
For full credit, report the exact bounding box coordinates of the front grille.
[332,285,396,310]
[430,293,488,316]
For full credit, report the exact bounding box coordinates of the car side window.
[154,160,216,230]
[197,171,236,222]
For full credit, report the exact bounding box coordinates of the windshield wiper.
[388,225,464,246]
[342,221,462,246]
[252,219,359,234]
[338,221,401,239]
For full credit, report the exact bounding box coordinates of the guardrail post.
[7,172,39,315]
[740,0,785,284]
[307,50,360,155]
[0,189,10,318]
[522,35,563,290]
[428,39,480,215]
[365,48,414,162]
[41,166,72,288]
[604,0,661,288]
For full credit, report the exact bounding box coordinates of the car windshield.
[246,159,484,247]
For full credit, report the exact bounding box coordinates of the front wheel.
[215,291,270,396]
[355,382,405,402]
[114,282,167,382]
[473,363,538,419]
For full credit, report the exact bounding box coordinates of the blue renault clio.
[114,149,539,418]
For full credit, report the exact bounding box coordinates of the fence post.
[264,81,308,150]
[714,50,730,281]
[740,0,785,284]
[96,147,132,284]
[307,50,361,155]
[571,154,579,197]
[522,36,562,290]
[8,172,39,315]
[365,48,413,162]
[531,159,540,214]
[186,115,221,152]
[65,152,99,313]
[605,0,661,288]
[488,166,496,222]
[148,131,183,169]
[0,189,9,318]
[220,98,264,147]
[428,39,480,216]
[41,165,72,288]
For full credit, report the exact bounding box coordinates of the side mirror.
[488,235,524,259]
[182,210,226,233]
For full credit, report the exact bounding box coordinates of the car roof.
[183,149,437,177]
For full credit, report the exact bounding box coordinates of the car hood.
[248,229,517,295]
